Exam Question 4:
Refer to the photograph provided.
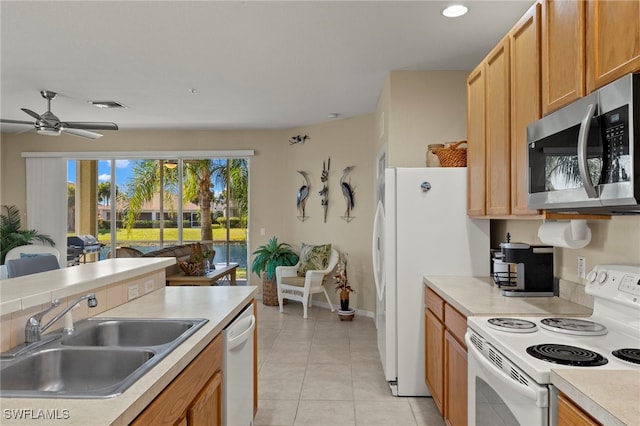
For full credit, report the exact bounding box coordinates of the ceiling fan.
[0,90,119,140]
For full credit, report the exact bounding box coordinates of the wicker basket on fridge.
[431,141,467,167]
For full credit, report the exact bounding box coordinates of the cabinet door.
[510,3,541,216]
[188,371,222,426]
[558,393,601,426]
[542,0,586,114]
[587,0,640,92]
[425,308,445,415]
[466,64,486,217]
[485,37,511,216]
[444,330,467,426]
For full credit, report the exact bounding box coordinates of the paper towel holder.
[538,219,592,249]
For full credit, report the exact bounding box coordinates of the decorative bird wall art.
[340,166,355,222]
[319,158,330,223]
[296,171,310,221]
[289,134,310,145]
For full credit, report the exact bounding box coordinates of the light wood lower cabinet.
[425,308,444,413]
[557,393,601,426]
[424,288,468,426]
[444,330,467,426]
[131,335,223,426]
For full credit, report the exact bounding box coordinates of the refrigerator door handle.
[372,200,385,301]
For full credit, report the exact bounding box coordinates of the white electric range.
[466,264,640,426]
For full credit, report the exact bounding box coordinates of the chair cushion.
[296,243,332,277]
[281,276,306,287]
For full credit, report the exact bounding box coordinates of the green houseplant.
[1,205,55,265]
[251,236,298,306]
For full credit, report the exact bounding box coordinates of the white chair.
[5,244,62,266]
[276,248,339,319]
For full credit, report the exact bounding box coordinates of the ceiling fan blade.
[21,108,46,121]
[60,127,103,140]
[0,118,34,125]
[60,121,118,131]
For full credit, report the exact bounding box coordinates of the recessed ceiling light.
[442,4,468,18]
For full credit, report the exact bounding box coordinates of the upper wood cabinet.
[541,0,586,114]
[485,37,511,216]
[510,3,542,215]
[586,0,640,92]
[466,65,486,217]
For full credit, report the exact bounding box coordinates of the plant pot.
[339,289,350,311]
[338,308,355,321]
[262,273,286,306]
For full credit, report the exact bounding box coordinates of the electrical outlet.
[578,256,586,279]
[128,284,140,300]
[144,280,154,293]
[260,227,266,236]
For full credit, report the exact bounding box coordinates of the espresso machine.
[496,240,555,297]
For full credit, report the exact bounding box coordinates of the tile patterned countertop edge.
[0,285,258,426]
[423,275,593,317]
[551,369,640,426]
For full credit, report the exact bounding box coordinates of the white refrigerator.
[372,167,489,396]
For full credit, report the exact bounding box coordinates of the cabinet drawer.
[444,304,467,347]
[425,288,445,321]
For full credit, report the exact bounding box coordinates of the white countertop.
[0,258,176,315]
[551,369,640,426]
[423,276,592,317]
[0,285,258,425]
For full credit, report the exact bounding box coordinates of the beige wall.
[492,216,640,307]
[0,116,379,313]
[386,71,469,167]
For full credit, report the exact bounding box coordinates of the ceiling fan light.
[442,4,468,18]
[36,127,60,136]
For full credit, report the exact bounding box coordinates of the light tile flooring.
[254,301,445,426]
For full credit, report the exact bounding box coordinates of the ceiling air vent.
[89,101,128,109]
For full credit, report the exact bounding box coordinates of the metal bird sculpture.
[340,166,355,220]
[296,171,310,220]
[289,134,310,145]
[319,158,330,223]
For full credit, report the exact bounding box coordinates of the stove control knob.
[597,271,608,285]
[587,270,598,283]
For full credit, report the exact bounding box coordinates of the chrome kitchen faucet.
[25,293,98,343]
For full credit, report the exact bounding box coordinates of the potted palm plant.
[251,236,299,306]
[1,205,55,265]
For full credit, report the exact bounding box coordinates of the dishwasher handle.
[227,314,255,351]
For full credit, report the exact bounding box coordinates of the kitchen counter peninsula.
[423,276,592,317]
[0,285,257,425]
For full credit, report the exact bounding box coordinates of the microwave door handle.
[577,103,598,198]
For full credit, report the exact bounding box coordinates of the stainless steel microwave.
[527,73,639,214]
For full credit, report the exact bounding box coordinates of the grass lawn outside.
[95,228,247,243]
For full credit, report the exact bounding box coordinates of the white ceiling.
[1,0,534,133]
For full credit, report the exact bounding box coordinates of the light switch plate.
[128,284,140,300]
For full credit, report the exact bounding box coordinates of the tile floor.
[254,301,445,426]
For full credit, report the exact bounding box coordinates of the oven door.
[466,330,550,426]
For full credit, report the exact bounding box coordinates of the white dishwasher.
[222,303,255,426]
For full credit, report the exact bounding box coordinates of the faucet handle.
[25,299,61,343]
[32,299,61,323]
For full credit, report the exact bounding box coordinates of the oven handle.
[577,103,598,198]
[465,333,547,407]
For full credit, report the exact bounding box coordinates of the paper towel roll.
[538,221,591,249]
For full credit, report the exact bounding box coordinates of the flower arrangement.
[334,254,354,294]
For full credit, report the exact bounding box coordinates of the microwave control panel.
[601,105,630,184]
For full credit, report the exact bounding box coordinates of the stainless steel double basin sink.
[0,317,208,398]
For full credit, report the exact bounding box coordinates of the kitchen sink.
[61,318,199,347]
[0,317,208,398]
[0,348,154,397]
